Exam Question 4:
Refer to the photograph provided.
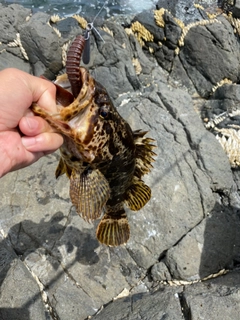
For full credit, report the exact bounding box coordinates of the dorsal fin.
[133,130,156,179]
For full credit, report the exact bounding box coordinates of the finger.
[19,116,57,136]
[26,73,57,113]
[21,132,63,153]
[0,68,58,115]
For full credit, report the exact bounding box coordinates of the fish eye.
[99,105,109,119]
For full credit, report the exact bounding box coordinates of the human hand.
[0,68,63,177]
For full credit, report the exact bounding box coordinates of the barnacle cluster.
[62,41,71,66]
[72,15,87,29]
[7,33,29,60]
[132,58,142,75]
[131,21,154,46]
[211,78,232,93]
[216,128,240,167]
[154,8,166,28]
[52,26,61,38]
[225,13,240,35]
[50,14,62,23]
[101,26,114,37]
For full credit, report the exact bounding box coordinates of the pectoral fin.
[96,205,130,246]
[125,179,151,211]
[70,169,110,222]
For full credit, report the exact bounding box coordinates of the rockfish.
[32,44,155,247]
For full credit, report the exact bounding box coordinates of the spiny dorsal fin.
[124,178,151,211]
[133,130,156,179]
[96,205,130,246]
[70,169,110,222]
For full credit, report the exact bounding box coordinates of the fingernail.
[22,136,36,147]
[25,117,38,130]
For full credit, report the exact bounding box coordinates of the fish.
[31,35,156,246]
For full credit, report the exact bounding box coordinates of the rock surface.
[1,1,240,319]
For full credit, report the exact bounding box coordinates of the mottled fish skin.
[32,67,156,246]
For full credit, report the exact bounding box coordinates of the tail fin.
[96,205,130,246]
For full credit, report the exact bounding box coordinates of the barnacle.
[154,8,166,28]
[205,112,228,130]
[132,58,142,75]
[8,33,29,60]
[225,14,240,35]
[52,27,61,38]
[102,26,114,37]
[124,28,133,36]
[62,41,71,66]
[211,78,232,92]
[194,4,205,10]
[50,14,62,23]
[25,14,32,22]
[72,15,87,29]
[174,18,185,30]
[216,128,240,167]
[131,21,154,47]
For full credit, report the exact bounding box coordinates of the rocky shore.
[1,1,240,319]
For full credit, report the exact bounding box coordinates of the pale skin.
[0,68,63,178]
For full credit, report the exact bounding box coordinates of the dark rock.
[151,261,172,281]
[179,17,240,97]
[91,287,184,320]
[154,44,176,72]
[164,11,182,48]
[0,50,31,73]
[202,83,240,123]
[0,239,50,320]
[183,270,240,319]
[0,4,31,43]
[232,0,240,18]
[53,17,81,39]
[20,12,62,76]
[219,0,238,15]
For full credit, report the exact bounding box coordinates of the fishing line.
[92,0,109,24]
[82,0,107,64]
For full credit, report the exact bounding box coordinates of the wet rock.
[156,0,209,23]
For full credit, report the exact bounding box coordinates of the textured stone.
[0,4,31,43]
[179,17,240,97]
[20,12,62,76]
[182,270,240,319]
[0,238,49,320]
[91,287,184,320]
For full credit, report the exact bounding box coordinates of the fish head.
[58,67,127,164]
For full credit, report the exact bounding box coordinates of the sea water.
[0,0,158,18]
